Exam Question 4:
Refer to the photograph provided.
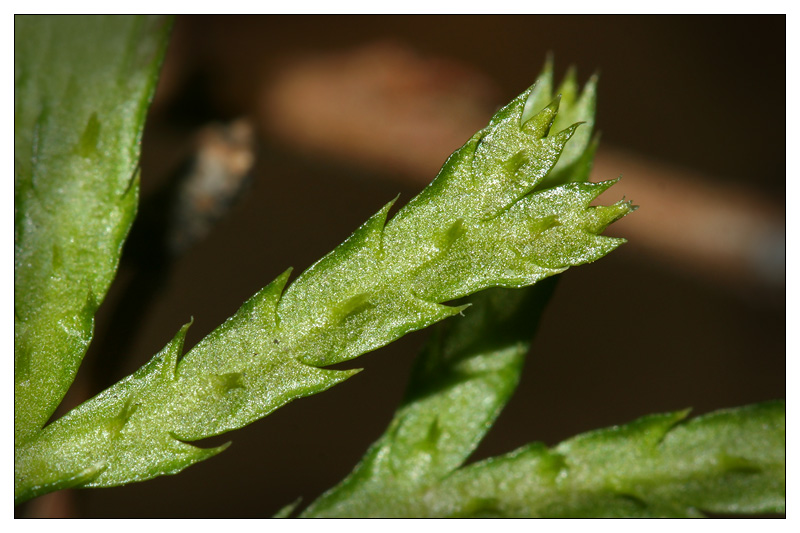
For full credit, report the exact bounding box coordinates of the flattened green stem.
[305,401,784,518]
[14,15,172,442]
[420,401,786,517]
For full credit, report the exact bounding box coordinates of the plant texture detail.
[15,46,631,501]
[14,16,784,517]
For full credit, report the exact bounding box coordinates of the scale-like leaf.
[14,15,171,443]
[15,63,632,503]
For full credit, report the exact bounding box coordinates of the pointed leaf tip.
[522,95,562,137]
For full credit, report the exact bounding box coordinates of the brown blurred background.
[22,15,785,518]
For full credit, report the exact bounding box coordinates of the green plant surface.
[15,62,633,503]
[299,281,558,517]
[300,278,784,518]
[302,289,784,518]
[446,401,786,517]
[300,65,784,518]
[300,64,594,516]
[308,398,784,518]
[14,15,172,444]
[523,57,598,189]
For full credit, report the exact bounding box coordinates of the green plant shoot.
[15,41,632,502]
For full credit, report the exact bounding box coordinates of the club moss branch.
[15,71,632,504]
